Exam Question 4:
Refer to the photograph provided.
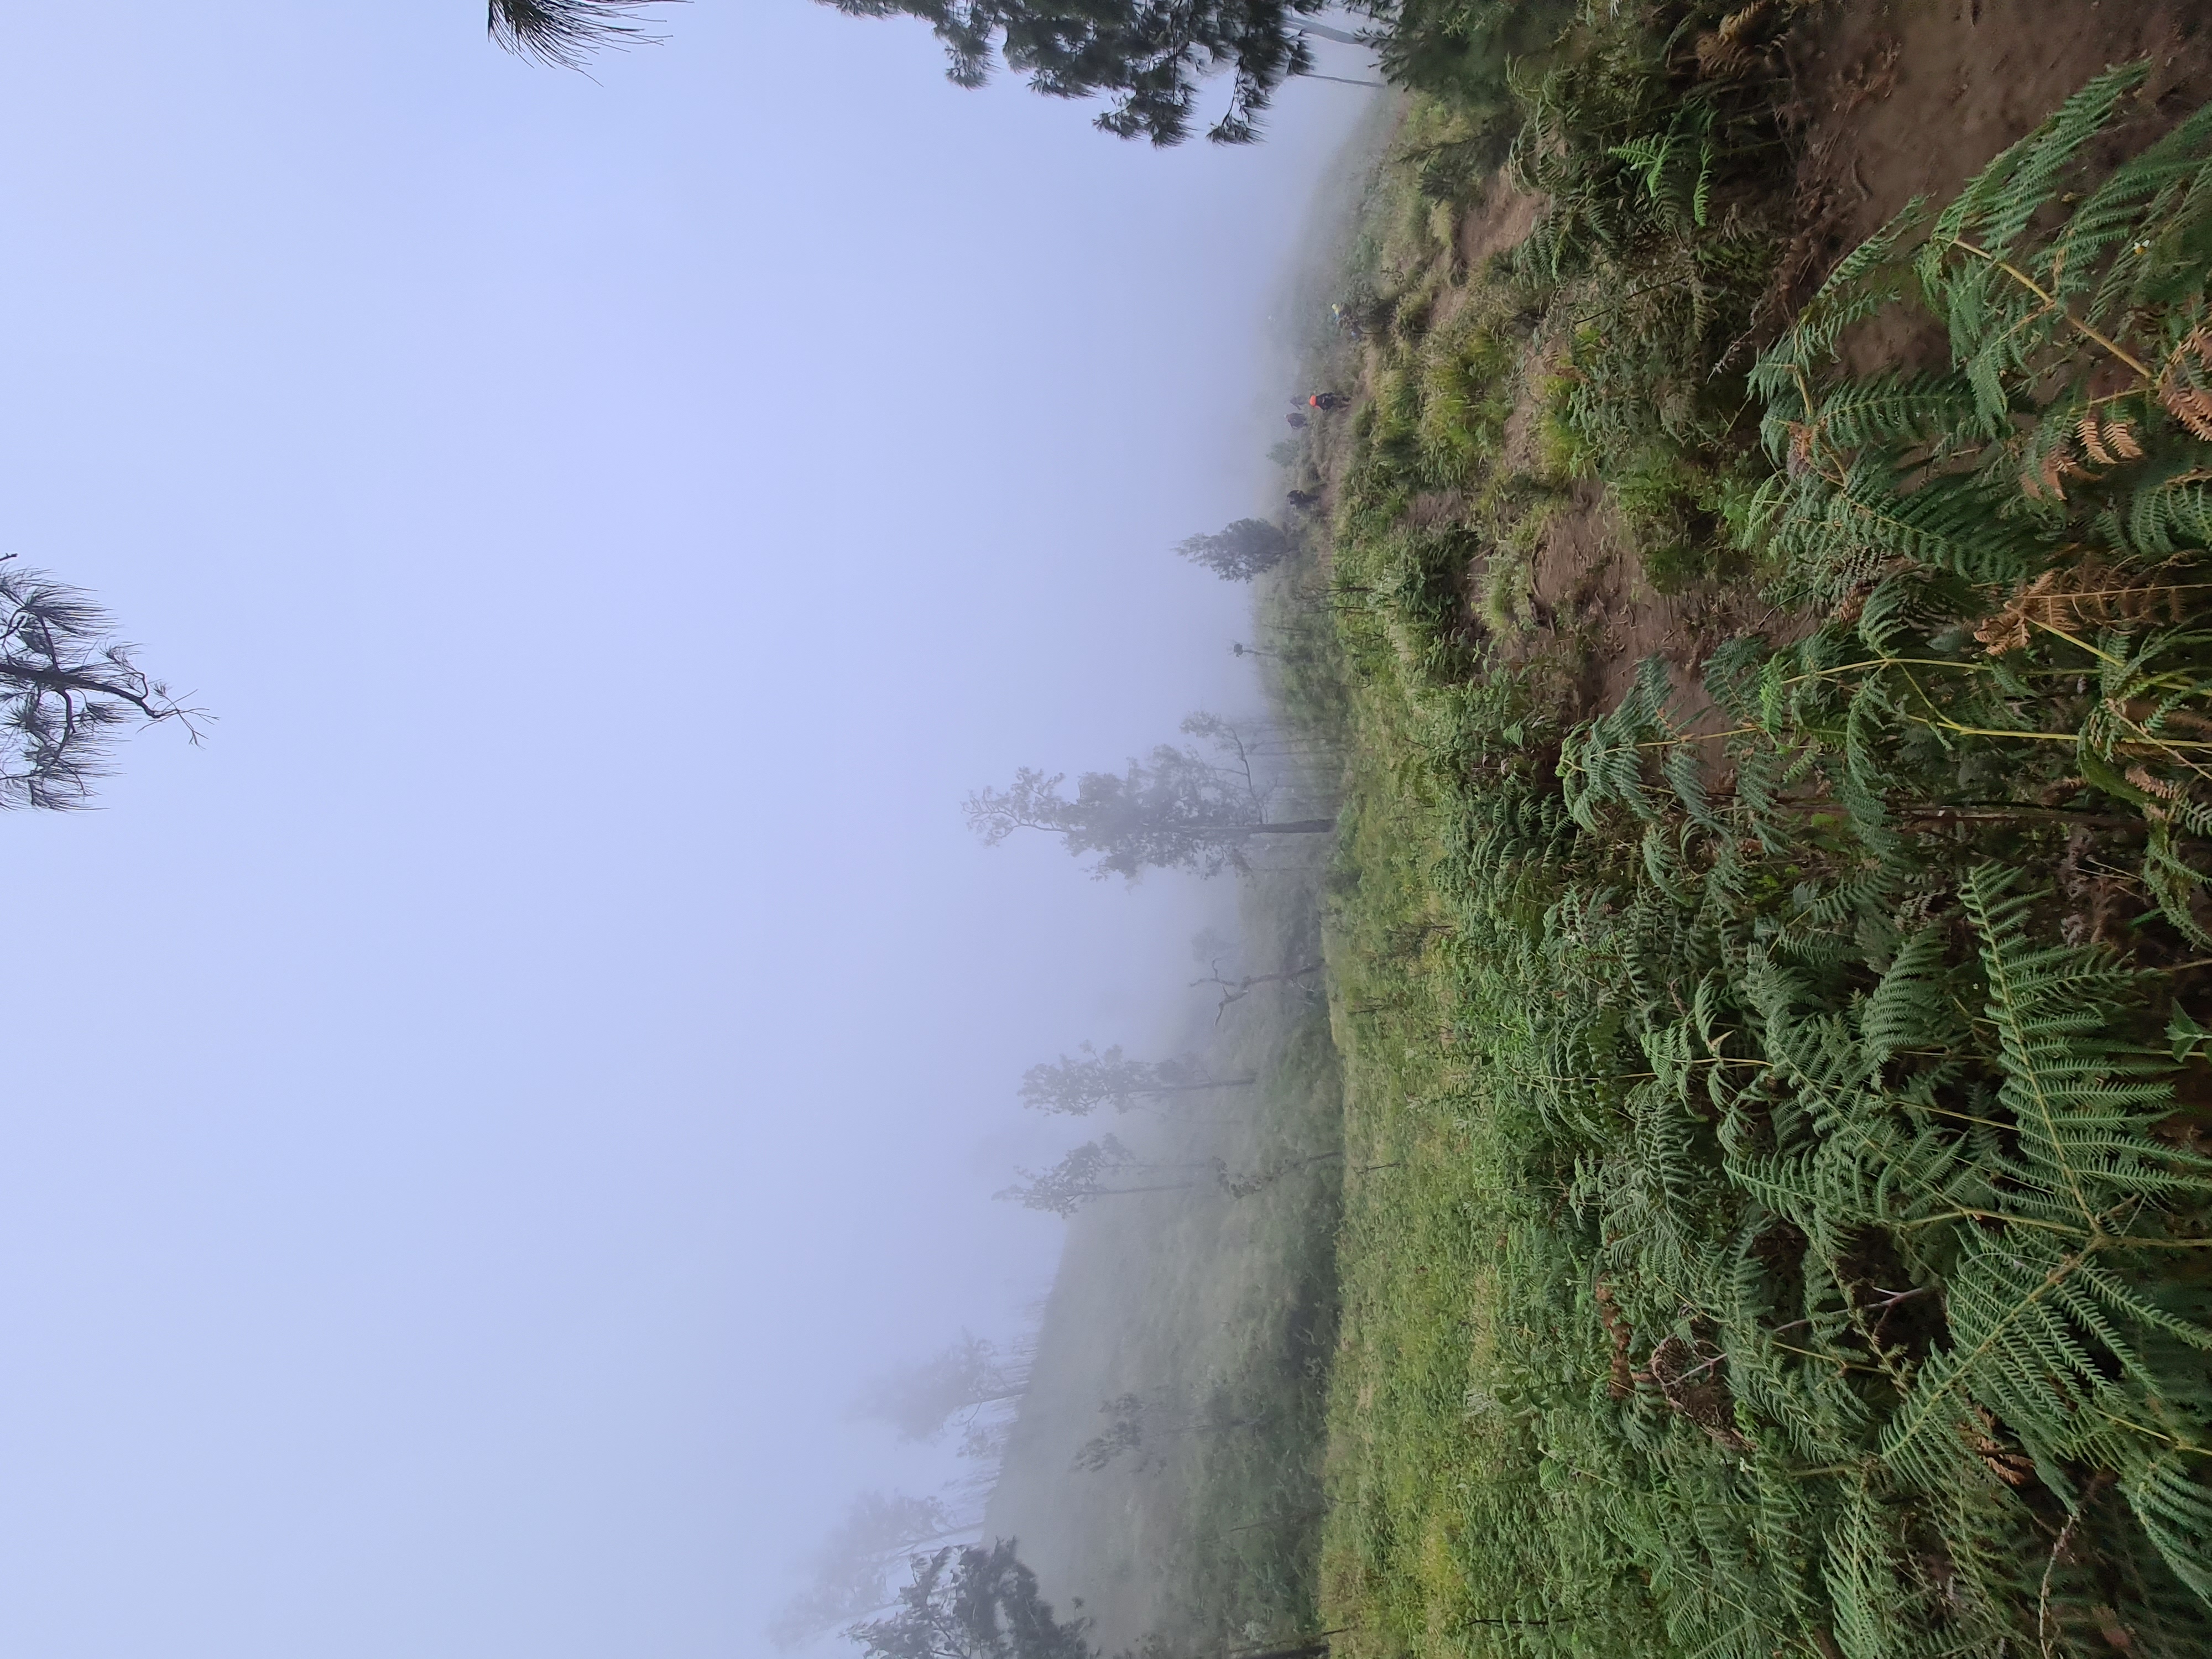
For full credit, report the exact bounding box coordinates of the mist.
[0,4,1380,1656]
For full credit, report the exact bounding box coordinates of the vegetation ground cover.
[1262,5,2212,1655]
[983,867,1349,1659]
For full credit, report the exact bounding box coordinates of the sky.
[0,4,1374,1655]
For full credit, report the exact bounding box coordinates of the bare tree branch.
[0,561,201,809]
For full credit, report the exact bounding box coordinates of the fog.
[0,4,1374,1656]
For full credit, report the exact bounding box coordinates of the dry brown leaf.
[2125,764,2182,801]
[2161,381,2212,441]
[2079,414,2115,466]
[1718,0,1771,43]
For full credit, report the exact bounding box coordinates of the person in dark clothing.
[1286,489,1321,510]
[1307,392,1349,411]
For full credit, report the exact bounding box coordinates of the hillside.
[1275,4,2212,1656]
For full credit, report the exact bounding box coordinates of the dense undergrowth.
[1273,6,2212,1655]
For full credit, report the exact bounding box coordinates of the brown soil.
[1457,168,1541,275]
[1777,0,2212,367]
[1526,0,2212,715]
[1525,487,1786,720]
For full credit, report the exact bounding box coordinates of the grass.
[1256,7,2212,1656]
[984,865,1349,1659]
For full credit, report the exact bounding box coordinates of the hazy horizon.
[0,6,1379,1656]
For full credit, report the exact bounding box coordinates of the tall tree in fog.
[1176,518,1291,582]
[997,1136,1213,1216]
[769,1491,973,1649]
[1020,1043,1253,1115]
[852,1333,1031,1443]
[847,1541,1093,1659]
[966,714,1331,881]
[0,563,196,808]
[1071,1386,1271,1472]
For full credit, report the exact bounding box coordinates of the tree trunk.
[1239,819,1335,836]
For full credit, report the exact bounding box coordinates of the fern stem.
[2090,1407,2211,1455]
[1906,719,2077,744]
[1891,1209,2092,1238]
[2023,613,2126,666]
[1942,237,2156,379]
[1778,656,1994,687]
[1770,1339,1881,1374]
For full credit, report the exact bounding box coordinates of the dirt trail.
[1781,0,2212,359]
[1543,0,2212,717]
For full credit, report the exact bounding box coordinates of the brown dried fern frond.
[1694,3,1775,80]
[1694,33,1752,79]
[1976,558,2197,654]
[2125,764,2182,802]
[2078,415,2115,466]
[1594,1279,1634,1400]
[1718,1,1773,44]
[2021,436,2090,502]
[2157,326,2212,441]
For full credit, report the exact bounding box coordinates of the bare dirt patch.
[1457,168,1542,275]
[1541,0,2212,716]
[1526,486,1784,721]
[1777,0,2212,360]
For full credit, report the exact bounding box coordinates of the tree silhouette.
[0,562,197,809]
[487,0,674,67]
[847,1541,1093,1659]
[997,1136,1209,1216]
[1071,1386,1271,1472]
[1019,1044,1253,1115]
[486,0,1344,147]
[769,1491,972,1649]
[852,1333,1031,1443]
[820,0,1320,147]
[1176,518,1291,581]
[966,715,1331,881]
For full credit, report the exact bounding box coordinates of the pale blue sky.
[0,4,1371,1655]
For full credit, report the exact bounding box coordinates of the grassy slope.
[1273,7,2212,1656]
[984,869,1346,1659]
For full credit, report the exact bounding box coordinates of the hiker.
[1307,392,1349,411]
[1286,489,1321,510]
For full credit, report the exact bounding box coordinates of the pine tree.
[0,563,195,808]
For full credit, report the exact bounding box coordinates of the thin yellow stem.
[2023,614,2125,666]
[1945,238,2155,379]
[1780,658,1993,687]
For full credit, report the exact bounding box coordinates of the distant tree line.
[498,0,1395,145]
[488,0,1359,147]
[844,1538,1348,1659]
